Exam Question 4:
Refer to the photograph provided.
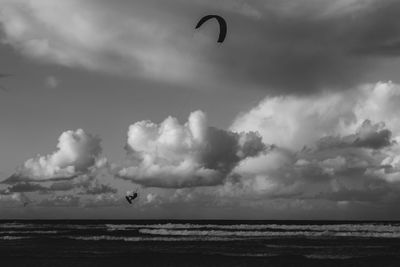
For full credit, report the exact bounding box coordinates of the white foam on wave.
[0,236,32,240]
[0,223,103,230]
[66,235,244,242]
[106,223,400,234]
[0,230,60,234]
[0,223,40,229]
[305,254,355,259]
[139,228,400,238]
[217,252,278,257]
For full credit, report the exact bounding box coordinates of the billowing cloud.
[231,81,400,150]
[5,81,400,215]
[0,0,201,85]
[2,0,400,92]
[7,129,102,182]
[117,110,265,188]
[225,82,400,205]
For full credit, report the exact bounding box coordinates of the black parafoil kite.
[195,15,227,43]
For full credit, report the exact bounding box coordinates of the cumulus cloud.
[231,82,400,150]
[4,79,400,215]
[2,0,400,92]
[6,129,102,182]
[117,110,265,188]
[225,82,400,204]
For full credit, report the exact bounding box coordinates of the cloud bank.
[4,82,400,214]
[2,0,400,92]
[231,82,400,150]
[226,82,400,204]
[2,82,400,218]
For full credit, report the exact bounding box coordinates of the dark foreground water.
[1,220,400,267]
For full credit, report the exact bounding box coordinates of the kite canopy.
[195,15,227,43]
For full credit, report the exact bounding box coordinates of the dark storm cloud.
[353,120,393,149]
[48,181,79,192]
[5,182,48,193]
[201,127,241,174]
[201,128,265,176]
[3,0,400,93]
[316,120,394,150]
[349,0,400,57]
[2,173,79,185]
[206,0,400,93]
[2,172,120,197]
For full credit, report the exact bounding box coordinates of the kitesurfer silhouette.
[125,190,138,204]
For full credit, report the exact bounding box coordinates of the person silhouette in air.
[125,191,138,204]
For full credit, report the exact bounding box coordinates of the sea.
[1,220,400,267]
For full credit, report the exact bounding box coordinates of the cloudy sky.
[2,0,400,219]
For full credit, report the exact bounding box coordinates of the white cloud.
[221,82,400,203]
[5,81,400,212]
[15,129,102,180]
[118,110,265,188]
[231,82,400,150]
[0,0,200,84]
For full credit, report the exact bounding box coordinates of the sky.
[2,0,400,219]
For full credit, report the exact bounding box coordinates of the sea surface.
[1,220,400,266]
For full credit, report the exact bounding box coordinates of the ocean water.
[1,220,400,266]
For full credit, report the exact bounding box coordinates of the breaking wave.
[0,230,60,234]
[106,223,400,233]
[66,235,244,242]
[0,223,103,230]
[139,228,400,238]
[0,236,32,240]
